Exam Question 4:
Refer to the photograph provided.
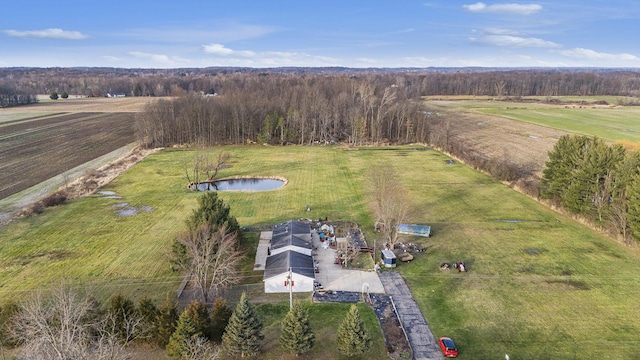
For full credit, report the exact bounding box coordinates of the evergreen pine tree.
[107,293,137,342]
[166,308,201,358]
[222,292,264,358]
[336,304,371,357]
[154,298,179,347]
[165,300,212,358]
[279,302,315,356]
[540,134,590,201]
[210,297,232,343]
[627,176,640,240]
[184,300,212,339]
[187,191,240,236]
[136,297,159,344]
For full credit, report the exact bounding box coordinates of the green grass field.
[2,145,640,358]
[426,96,640,143]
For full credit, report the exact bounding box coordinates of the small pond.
[194,178,286,192]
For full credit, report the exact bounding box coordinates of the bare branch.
[183,336,221,360]
[367,162,411,249]
[178,224,243,303]
[11,286,99,360]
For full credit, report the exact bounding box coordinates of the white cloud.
[559,48,640,61]
[463,2,542,15]
[200,44,339,67]
[355,58,378,64]
[470,35,561,48]
[484,28,520,35]
[119,23,276,44]
[202,43,234,56]
[128,51,174,64]
[3,28,89,40]
[201,43,256,57]
[102,56,121,62]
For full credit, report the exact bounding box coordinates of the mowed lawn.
[2,145,640,358]
[427,96,640,143]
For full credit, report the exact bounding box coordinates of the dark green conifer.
[336,304,371,356]
[166,300,211,358]
[210,297,232,343]
[153,297,179,347]
[166,307,200,358]
[222,292,264,358]
[279,302,315,356]
[107,293,136,342]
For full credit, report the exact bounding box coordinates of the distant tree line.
[3,67,640,98]
[0,86,37,108]
[540,134,640,242]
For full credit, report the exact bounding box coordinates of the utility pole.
[285,267,293,309]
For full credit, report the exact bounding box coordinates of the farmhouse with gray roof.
[263,220,316,293]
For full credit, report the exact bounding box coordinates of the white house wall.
[264,273,314,293]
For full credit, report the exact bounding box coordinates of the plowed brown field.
[431,102,567,178]
[0,112,137,200]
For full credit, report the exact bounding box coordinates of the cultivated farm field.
[0,97,162,221]
[0,112,136,200]
[424,95,640,178]
[427,95,640,143]
[2,145,640,358]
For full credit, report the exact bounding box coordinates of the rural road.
[379,271,444,360]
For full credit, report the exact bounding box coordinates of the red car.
[439,337,458,357]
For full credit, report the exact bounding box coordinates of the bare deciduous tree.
[177,224,243,303]
[368,163,411,249]
[184,150,232,189]
[609,197,631,242]
[182,336,221,360]
[11,287,98,359]
[10,286,142,360]
[208,151,231,181]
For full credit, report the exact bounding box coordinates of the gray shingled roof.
[270,220,312,250]
[263,250,315,280]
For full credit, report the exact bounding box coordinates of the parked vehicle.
[439,337,458,357]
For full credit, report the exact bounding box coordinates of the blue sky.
[1,0,639,68]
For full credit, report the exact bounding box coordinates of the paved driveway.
[379,271,444,360]
[312,230,385,293]
[253,231,271,270]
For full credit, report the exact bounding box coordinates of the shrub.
[40,191,67,208]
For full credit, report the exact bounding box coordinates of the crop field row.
[427,96,640,143]
[0,112,136,199]
[2,145,640,358]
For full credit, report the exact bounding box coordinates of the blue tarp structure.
[397,223,431,237]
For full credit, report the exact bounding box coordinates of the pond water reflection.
[195,178,286,192]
